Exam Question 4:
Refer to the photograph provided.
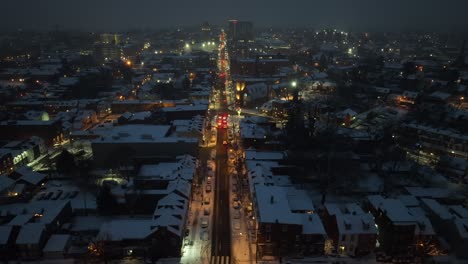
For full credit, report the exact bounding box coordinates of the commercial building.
[91,125,198,167]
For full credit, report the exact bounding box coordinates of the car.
[233,195,239,202]
[223,140,228,145]
[205,184,212,193]
[204,197,210,205]
[233,201,240,209]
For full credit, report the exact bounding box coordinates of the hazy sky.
[1,0,468,31]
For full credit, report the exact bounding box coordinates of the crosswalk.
[210,255,231,264]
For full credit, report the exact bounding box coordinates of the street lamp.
[291,81,297,88]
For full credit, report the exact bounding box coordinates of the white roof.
[300,213,326,235]
[449,205,468,219]
[245,149,286,161]
[0,176,15,193]
[152,213,184,237]
[336,214,377,235]
[287,189,314,212]
[71,216,107,232]
[421,198,453,220]
[0,225,13,245]
[405,187,453,199]
[16,167,46,185]
[368,195,416,223]
[407,207,436,236]
[7,214,33,226]
[98,219,154,241]
[454,218,468,239]
[43,234,70,253]
[16,223,46,244]
[255,185,301,225]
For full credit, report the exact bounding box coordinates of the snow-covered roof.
[97,219,154,241]
[16,167,46,185]
[245,149,286,161]
[368,195,416,223]
[454,218,468,239]
[43,234,70,253]
[300,213,326,235]
[421,198,453,220]
[71,216,107,232]
[405,187,453,199]
[7,214,33,226]
[0,225,13,245]
[0,176,15,193]
[286,189,314,212]
[152,213,184,237]
[255,185,301,225]
[449,205,468,219]
[16,223,46,244]
[407,207,436,236]
[0,200,70,225]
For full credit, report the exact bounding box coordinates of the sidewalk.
[230,169,255,264]
[180,149,215,264]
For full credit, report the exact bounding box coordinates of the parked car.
[205,184,212,193]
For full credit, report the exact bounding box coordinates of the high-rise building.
[228,20,254,43]
[201,21,212,42]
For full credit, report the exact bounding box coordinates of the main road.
[210,90,231,264]
[211,29,232,264]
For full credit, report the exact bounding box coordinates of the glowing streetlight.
[185,43,190,49]
[291,81,297,88]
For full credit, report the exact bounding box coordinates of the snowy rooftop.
[43,234,70,253]
[139,160,195,182]
[449,205,468,219]
[421,198,453,220]
[255,185,301,225]
[245,149,286,161]
[300,213,326,235]
[0,200,70,225]
[16,223,46,244]
[368,195,416,223]
[71,216,108,232]
[454,218,468,239]
[405,187,453,199]
[0,225,13,245]
[97,219,155,241]
[15,166,46,185]
[92,125,197,144]
[286,188,314,212]
[407,207,436,236]
[7,214,33,226]
[0,175,15,193]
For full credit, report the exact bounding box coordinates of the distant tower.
[228,20,254,43]
[201,21,212,41]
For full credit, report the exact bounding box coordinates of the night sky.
[1,0,468,31]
